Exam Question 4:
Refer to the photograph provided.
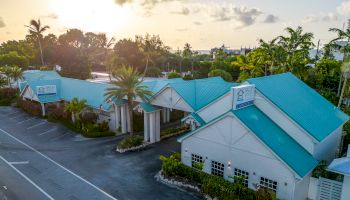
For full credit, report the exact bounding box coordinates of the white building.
[178,73,349,200]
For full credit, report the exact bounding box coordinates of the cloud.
[337,1,350,15]
[264,14,279,23]
[116,0,185,9]
[171,7,190,15]
[0,17,5,28]
[115,0,132,5]
[193,21,202,25]
[210,5,262,28]
[41,13,58,19]
[302,12,338,23]
[176,28,188,31]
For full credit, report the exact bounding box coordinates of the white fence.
[316,177,342,200]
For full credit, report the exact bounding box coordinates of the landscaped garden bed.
[0,88,18,106]
[116,135,148,153]
[160,126,189,140]
[159,153,277,200]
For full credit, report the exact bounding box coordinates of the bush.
[97,121,109,132]
[183,74,193,80]
[146,67,162,77]
[208,69,233,82]
[118,135,144,149]
[47,106,65,121]
[168,71,182,79]
[0,88,18,105]
[17,99,41,116]
[160,153,269,200]
[160,126,188,138]
[80,112,98,124]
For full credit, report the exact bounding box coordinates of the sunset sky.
[0,0,349,50]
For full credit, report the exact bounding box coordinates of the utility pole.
[315,39,320,63]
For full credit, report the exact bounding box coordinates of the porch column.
[120,104,127,134]
[166,108,171,122]
[149,112,156,143]
[41,103,46,117]
[144,113,150,142]
[155,110,160,142]
[162,108,167,123]
[126,104,131,132]
[115,105,121,130]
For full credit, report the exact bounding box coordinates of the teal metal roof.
[23,70,61,81]
[178,105,318,178]
[182,112,206,126]
[138,102,161,113]
[233,105,319,178]
[248,73,349,142]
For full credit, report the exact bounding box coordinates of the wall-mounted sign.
[36,85,57,96]
[232,84,255,110]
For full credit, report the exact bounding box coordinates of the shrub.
[160,126,188,137]
[0,88,17,105]
[208,69,233,82]
[97,121,109,132]
[47,106,65,121]
[160,153,262,200]
[118,135,144,149]
[183,74,193,80]
[146,67,162,77]
[168,71,182,79]
[80,112,98,125]
[17,99,41,116]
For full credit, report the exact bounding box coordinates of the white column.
[41,103,46,117]
[166,108,171,122]
[144,113,150,142]
[126,104,131,132]
[155,110,160,142]
[162,108,167,123]
[115,105,120,130]
[149,112,156,143]
[120,104,127,134]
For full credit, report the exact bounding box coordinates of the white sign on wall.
[232,84,255,110]
[36,85,57,96]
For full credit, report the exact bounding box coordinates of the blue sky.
[0,0,348,50]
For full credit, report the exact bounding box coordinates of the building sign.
[36,85,57,96]
[232,84,255,110]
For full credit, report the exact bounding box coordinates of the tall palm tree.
[338,61,350,107]
[0,66,13,87]
[104,66,153,135]
[258,38,280,75]
[25,19,50,66]
[64,98,87,124]
[329,20,350,61]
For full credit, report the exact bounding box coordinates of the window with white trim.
[211,160,224,177]
[191,154,203,168]
[260,177,278,193]
[234,168,249,187]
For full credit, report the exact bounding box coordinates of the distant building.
[210,44,254,59]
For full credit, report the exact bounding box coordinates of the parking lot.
[0,106,199,200]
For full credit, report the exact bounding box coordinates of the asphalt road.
[0,106,199,200]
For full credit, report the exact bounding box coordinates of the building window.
[211,160,225,177]
[260,177,278,193]
[191,154,204,169]
[234,168,249,187]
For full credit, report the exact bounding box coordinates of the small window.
[191,154,204,169]
[234,168,249,187]
[211,160,225,177]
[260,177,278,193]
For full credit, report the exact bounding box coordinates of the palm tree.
[258,38,280,75]
[64,98,87,124]
[10,66,23,85]
[25,19,50,66]
[0,66,13,87]
[329,20,350,61]
[104,66,153,135]
[338,61,350,107]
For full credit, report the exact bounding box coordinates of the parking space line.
[0,128,118,200]
[27,121,47,130]
[8,161,29,165]
[17,117,36,124]
[38,127,57,136]
[0,156,54,200]
[10,113,27,120]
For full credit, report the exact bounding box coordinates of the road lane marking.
[38,127,57,136]
[0,128,118,200]
[27,121,47,130]
[8,161,29,165]
[17,117,36,124]
[0,156,54,200]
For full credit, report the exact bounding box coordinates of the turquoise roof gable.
[26,79,61,103]
[233,105,319,178]
[248,73,349,142]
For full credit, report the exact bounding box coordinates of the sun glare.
[51,0,132,34]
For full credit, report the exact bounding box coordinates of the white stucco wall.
[197,92,232,122]
[341,176,350,200]
[254,91,315,155]
[181,114,300,200]
[307,177,319,200]
[294,174,311,200]
[150,87,193,112]
[314,126,343,162]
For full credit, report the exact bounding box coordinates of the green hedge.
[160,126,189,138]
[160,153,276,200]
[118,135,144,149]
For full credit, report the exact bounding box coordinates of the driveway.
[0,106,199,200]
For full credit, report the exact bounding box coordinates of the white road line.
[10,113,27,120]
[0,128,118,200]
[27,121,47,130]
[0,156,54,200]
[38,127,57,136]
[17,117,36,124]
[8,161,29,165]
